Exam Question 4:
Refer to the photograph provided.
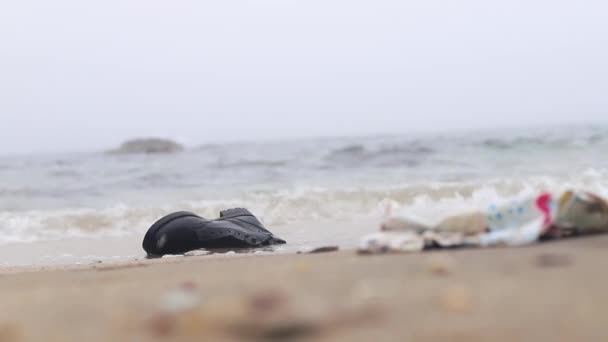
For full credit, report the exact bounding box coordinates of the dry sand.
[1,235,607,341]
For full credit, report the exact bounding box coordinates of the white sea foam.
[0,168,605,244]
[1,125,607,248]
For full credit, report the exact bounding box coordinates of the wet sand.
[1,235,607,341]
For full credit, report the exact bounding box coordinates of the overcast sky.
[0,0,607,154]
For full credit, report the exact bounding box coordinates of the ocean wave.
[325,142,435,168]
[476,126,608,150]
[1,169,606,244]
[213,160,290,169]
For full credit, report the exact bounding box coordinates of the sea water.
[0,124,606,265]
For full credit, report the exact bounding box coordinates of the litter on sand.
[297,246,340,254]
[359,190,608,254]
[142,209,286,257]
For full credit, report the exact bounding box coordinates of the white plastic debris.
[360,190,608,254]
[184,249,211,257]
[359,231,424,254]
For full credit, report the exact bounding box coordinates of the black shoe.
[142,208,286,256]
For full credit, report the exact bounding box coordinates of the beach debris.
[360,190,608,254]
[161,254,183,259]
[358,231,424,254]
[297,246,340,254]
[381,214,431,232]
[553,191,608,235]
[143,209,286,257]
[184,249,211,257]
[535,253,573,268]
[439,286,473,314]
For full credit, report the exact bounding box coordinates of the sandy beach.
[0,235,606,342]
[3,0,607,341]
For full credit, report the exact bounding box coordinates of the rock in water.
[109,138,184,154]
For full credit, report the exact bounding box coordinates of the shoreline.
[0,218,378,268]
[0,235,607,341]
